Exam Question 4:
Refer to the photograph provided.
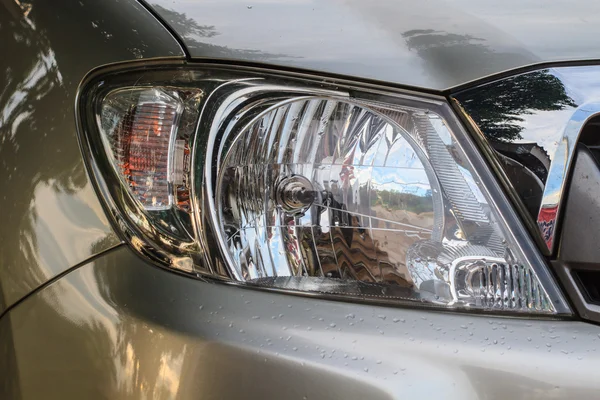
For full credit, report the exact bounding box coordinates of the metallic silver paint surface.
[0,0,184,313]
[3,245,600,399]
[151,0,600,90]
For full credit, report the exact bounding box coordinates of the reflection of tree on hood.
[151,4,220,39]
[458,70,576,143]
[402,30,575,143]
[402,28,535,92]
[152,4,293,61]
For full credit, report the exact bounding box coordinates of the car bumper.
[2,245,600,399]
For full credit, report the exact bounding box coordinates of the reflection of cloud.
[552,66,600,105]
[455,0,600,61]
[459,70,576,144]
[509,67,600,159]
[370,167,430,196]
[516,108,574,158]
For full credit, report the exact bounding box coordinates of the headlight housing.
[77,62,570,315]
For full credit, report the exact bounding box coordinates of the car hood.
[150,0,600,91]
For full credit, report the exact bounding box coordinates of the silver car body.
[152,0,600,90]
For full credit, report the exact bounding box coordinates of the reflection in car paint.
[0,0,184,312]
[454,67,600,252]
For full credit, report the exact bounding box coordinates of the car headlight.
[77,62,570,314]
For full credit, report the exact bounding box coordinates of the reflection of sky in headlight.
[456,164,488,204]
[211,93,559,312]
[370,167,431,198]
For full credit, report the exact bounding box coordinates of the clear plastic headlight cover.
[77,64,570,315]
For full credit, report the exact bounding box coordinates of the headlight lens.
[78,64,570,314]
[212,98,551,310]
[99,87,189,210]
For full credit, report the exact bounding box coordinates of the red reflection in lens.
[114,102,177,208]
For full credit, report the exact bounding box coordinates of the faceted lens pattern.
[453,260,550,311]
[101,92,178,210]
[215,98,555,312]
[221,100,434,286]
